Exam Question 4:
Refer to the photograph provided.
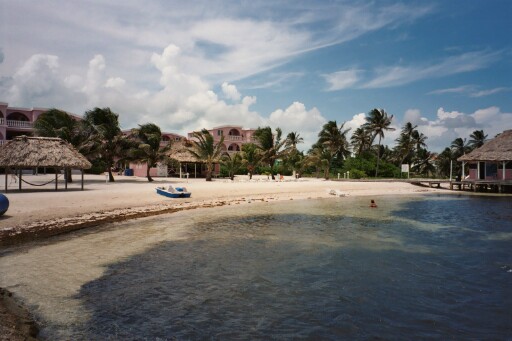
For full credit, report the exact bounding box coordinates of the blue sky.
[0,0,510,151]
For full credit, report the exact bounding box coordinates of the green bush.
[347,169,367,179]
[87,159,108,174]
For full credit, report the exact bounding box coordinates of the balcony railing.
[226,135,243,141]
[7,120,33,128]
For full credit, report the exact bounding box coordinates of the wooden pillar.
[5,167,8,193]
[462,162,465,179]
[55,169,58,191]
[18,168,22,192]
[65,167,68,190]
[503,161,506,180]
[194,163,197,178]
[81,169,84,191]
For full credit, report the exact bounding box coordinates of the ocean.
[0,194,511,340]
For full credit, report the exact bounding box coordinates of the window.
[217,130,223,136]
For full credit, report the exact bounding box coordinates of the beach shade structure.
[458,129,512,183]
[0,136,92,192]
[0,193,8,215]
[168,140,215,179]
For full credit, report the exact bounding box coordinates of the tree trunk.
[146,166,153,182]
[66,168,73,183]
[324,166,330,180]
[206,171,212,181]
[375,136,382,177]
[108,169,115,182]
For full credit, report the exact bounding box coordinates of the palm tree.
[284,131,304,177]
[468,130,487,150]
[450,137,469,159]
[317,121,351,179]
[394,122,417,166]
[81,107,125,182]
[411,130,427,151]
[363,108,395,177]
[306,144,331,179]
[351,127,372,156]
[129,123,171,182]
[241,143,262,180]
[412,148,435,176]
[253,126,286,180]
[436,147,454,178]
[34,108,83,182]
[221,152,242,181]
[188,129,225,181]
[285,131,304,151]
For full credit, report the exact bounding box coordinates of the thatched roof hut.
[0,136,92,191]
[168,140,199,163]
[458,130,512,162]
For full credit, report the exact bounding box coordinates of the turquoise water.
[1,194,511,340]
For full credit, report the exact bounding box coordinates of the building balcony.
[6,120,33,128]
[226,135,243,141]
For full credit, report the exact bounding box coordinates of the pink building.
[0,102,45,145]
[188,125,257,153]
[125,131,187,178]
[0,102,82,145]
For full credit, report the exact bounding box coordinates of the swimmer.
[370,199,377,208]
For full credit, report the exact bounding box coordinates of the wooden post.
[81,169,84,191]
[55,169,58,191]
[65,167,68,190]
[503,161,506,180]
[4,167,7,193]
[18,168,22,192]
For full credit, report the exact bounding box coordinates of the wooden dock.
[410,179,512,193]
[449,180,512,193]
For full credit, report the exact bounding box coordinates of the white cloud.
[470,87,511,98]
[323,69,362,91]
[221,82,241,101]
[105,77,126,89]
[362,50,501,88]
[397,107,512,152]
[428,85,510,98]
[268,102,327,150]
[428,85,475,95]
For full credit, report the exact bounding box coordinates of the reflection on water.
[0,195,511,340]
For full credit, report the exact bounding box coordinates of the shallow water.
[1,194,511,340]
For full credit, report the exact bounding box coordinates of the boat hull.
[156,187,192,198]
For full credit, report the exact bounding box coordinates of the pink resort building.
[0,102,46,145]
[0,102,258,179]
[126,131,187,178]
[187,125,257,153]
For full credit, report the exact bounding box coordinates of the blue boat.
[156,186,191,198]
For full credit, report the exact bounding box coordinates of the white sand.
[0,173,442,242]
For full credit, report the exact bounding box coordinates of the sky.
[0,0,511,152]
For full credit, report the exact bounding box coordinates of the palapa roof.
[458,130,512,162]
[168,140,224,163]
[168,140,200,163]
[0,136,92,169]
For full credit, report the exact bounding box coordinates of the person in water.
[370,199,378,208]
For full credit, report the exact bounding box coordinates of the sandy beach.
[0,174,444,340]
